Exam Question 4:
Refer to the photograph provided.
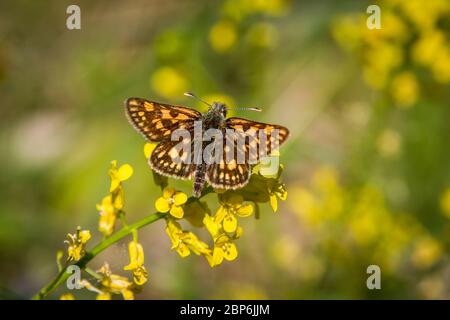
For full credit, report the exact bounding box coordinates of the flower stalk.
[32,211,166,300]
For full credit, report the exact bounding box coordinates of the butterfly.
[125,94,289,197]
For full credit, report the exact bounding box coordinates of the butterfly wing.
[125,97,201,142]
[225,117,290,162]
[206,162,250,190]
[205,117,289,190]
[149,133,197,180]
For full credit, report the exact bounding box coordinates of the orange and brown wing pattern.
[225,117,290,161]
[206,161,250,190]
[149,137,196,180]
[125,97,201,142]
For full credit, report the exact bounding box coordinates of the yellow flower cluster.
[151,145,288,267]
[81,263,135,300]
[123,240,149,285]
[161,193,248,268]
[97,160,133,236]
[332,0,450,107]
[65,227,91,262]
[209,0,289,54]
[59,161,149,300]
[288,166,444,276]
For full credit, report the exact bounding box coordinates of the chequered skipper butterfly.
[125,95,289,197]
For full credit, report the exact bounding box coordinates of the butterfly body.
[125,97,289,197]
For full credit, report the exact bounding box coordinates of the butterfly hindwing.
[149,137,196,180]
[206,161,250,190]
[125,97,201,142]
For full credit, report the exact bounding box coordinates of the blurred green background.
[0,0,449,299]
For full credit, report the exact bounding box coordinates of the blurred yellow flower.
[98,263,134,300]
[65,227,91,262]
[251,0,291,17]
[123,240,148,285]
[349,187,389,245]
[364,42,403,89]
[59,293,75,300]
[412,30,445,67]
[431,48,450,83]
[313,166,338,192]
[247,22,278,48]
[151,66,188,99]
[390,72,419,107]
[221,0,290,21]
[376,129,401,158]
[331,15,364,52]
[165,218,211,258]
[400,0,450,30]
[362,11,408,45]
[439,187,450,218]
[209,20,237,53]
[155,187,188,218]
[97,195,116,236]
[228,283,268,300]
[96,292,112,300]
[411,236,443,269]
[216,194,253,233]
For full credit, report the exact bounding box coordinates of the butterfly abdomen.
[193,164,206,197]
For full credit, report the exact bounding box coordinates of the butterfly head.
[209,102,228,118]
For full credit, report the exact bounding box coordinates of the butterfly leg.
[193,164,206,197]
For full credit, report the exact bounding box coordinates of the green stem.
[32,187,213,300]
[32,211,166,300]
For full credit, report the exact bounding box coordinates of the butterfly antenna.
[228,107,262,112]
[184,92,212,107]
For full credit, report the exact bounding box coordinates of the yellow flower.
[151,66,188,99]
[412,30,445,67]
[65,227,91,262]
[411,236,443,269]
[253,164,287,212]
[155,187,188,219]
[109,160,133,193]
[215,194,253,233]
[390,72,419,107]
[203,214,238,267]
[96,292,112,300]
[124,240,148,285]
[268,182,287,212]
[440,187,450,218]
[431,47,450,83]
[165,218,211,258]
[209,20,237,53]
[97,195,117,236]
[144,143,157,159]
[59,293,75,300]
[98,263,134,300]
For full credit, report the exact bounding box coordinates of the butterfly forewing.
[125,97,201,142]
[225,117,290,162]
